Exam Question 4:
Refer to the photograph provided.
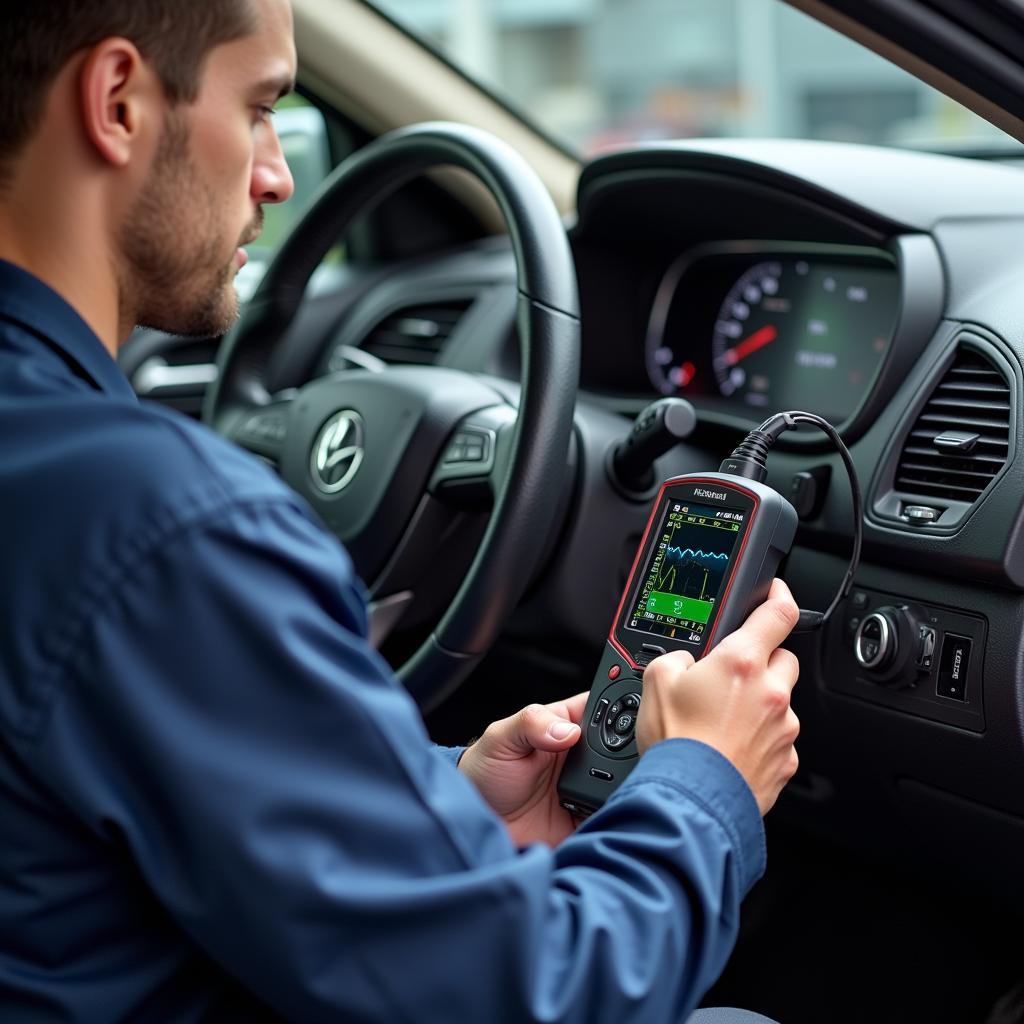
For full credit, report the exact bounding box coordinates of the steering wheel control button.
[937,634,972,701]
[622,693,640,712]
[242,411,288,445]
[590,698,610,728]
[588,768,614,782]
[854,611,895,671]
[604,733,625,750]
[851,590,869,611]
[607,664,621,680]
[443,428,492,466]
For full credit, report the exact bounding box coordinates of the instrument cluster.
[644,244,900,425]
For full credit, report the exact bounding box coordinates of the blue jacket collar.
[0,259,137,401]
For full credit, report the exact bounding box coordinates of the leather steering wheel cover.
[205,122,580,711]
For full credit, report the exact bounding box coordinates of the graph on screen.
[629,501,743,641]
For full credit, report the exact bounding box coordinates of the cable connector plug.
[719,428,776,482]
[793,609,825,633]
[740,409,862,632]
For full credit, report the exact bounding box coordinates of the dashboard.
[336,139,1024,906]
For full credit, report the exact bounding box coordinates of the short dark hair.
[0,0,255,180]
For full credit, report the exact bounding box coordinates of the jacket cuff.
[617,738,766,893]
[435,744,466,769]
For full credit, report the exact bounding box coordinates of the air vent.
[126,335,220,419]
[894,348,1011,504]
[360,300,472,365]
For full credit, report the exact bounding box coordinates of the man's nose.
[252,128,295,206]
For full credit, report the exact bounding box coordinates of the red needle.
[725,324,778,366]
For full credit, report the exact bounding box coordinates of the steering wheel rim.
[204,122,580,711]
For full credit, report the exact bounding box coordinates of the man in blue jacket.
[0,1,800,1020]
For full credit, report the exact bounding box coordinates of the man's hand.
[636,578,801,815]
[459,693,588,847]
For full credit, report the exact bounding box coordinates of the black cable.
[723,411,863,632]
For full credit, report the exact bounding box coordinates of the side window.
[236,95,333,301]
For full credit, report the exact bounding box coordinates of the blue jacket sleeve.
[435,744,465,768]
[24,496,765,1024]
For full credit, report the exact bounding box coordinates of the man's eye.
[255,106,277,125]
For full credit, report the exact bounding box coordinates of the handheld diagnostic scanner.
[558,410,860,817]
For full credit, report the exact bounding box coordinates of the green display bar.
[646,591,713,623]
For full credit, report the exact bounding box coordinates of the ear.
[79,38,157,168]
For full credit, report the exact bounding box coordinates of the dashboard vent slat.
[937,381,1008,396]
[902,444,1006,466]
[927,396,1009,412]
[917,412,1009,432]
[894,348,1012,504]
[357,299,473,366]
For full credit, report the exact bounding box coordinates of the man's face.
[122,0,296,337]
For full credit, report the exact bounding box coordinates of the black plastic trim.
[869,328,1018,536]
[818,0,1024,125]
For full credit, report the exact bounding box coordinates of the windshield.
[370,0,1019,158]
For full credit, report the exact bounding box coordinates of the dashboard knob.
[854,609,898,670]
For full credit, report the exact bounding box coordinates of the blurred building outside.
[376,0,1013,156]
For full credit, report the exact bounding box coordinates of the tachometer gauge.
[711,261,786,407]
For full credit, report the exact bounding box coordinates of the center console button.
[917,626,937,669]
[854,610,897,671]
[937,634,972,701]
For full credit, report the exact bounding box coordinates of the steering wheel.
[204,122,580,712]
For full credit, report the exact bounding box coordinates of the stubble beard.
[120,110,253,339]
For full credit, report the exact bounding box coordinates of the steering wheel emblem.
[310,410,366,494]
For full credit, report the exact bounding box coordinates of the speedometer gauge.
[709,258,898,415]
[711,261,785,405]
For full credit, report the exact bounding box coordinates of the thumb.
[502,703,582,756]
